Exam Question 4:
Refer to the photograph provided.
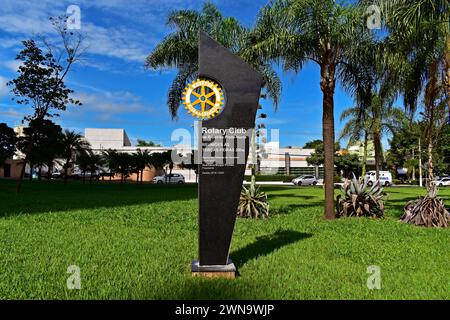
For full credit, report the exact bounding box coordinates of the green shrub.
[336,174,386,218]
[244,175,297,183]
[237,184,269,219]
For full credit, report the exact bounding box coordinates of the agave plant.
[237,184,269,219]
[401,185,450,228]
[336,174,385,218]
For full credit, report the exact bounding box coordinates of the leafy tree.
[303,140,323,150]
[136,139,161,147]
[0,123,16,167]
[335,153,361,179]
[387,121,421,179]
[146,2,281,118]
[16,119,62,181]
[60,130,90,185]
[306,141,341,167]
[245,0,374,219]
[7,16,84,192]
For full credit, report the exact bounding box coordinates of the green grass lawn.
[0,179,449,299]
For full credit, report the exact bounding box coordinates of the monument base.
[191,259,236,279]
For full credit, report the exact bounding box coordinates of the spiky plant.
[237,184,269,219]
[401,185,450,228]
[336,174,386,218]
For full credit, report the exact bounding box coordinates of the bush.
[401,185,450,228]
[244,175,297,183]
[336,174,386,218]
[392,179,402,185]
[237,184,269,219]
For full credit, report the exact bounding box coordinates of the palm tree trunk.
[445,37,450,120]
[427,138,434,188]
[141,170,144,184]
[64,163,69,186]
[373,129,382,180]
[362,130,368,177]
[83,172,86,184]
[38,166,42,181]
[320,63,336,220]
[109,169,112,184]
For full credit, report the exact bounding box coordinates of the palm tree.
[87,153,103,184]
[102,149,118,183]
[133,149,151,184]
[339,106,371,177]
[376,0,449,113]
[375,0,449,185]
[75,151,91,184]
[145,2,281,119]
[60,130,90,185]
[244,0,373,219]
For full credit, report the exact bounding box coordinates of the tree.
[115,153,133,184]
[136,139,161,147]
[375,0,449,186]
[0,123,16,167]
[133,149,151,184]
[75,151,91,184]
[303,140,323,149]
[7,16,84,192]
[335,153,361,179]
[146,2,281,119]
[387,120,421,180]
[102,149,119,183]
[16,119,62,181]
[339,106,371,176]
[245,0,373,219]
[60,130,90,185]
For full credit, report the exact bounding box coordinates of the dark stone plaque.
[193,32,263,270]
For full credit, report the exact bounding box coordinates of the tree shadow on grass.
[154,230,312,300]
[231,230,312,270]
[0,180,198,217]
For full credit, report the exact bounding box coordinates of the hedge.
[244,175,298,182]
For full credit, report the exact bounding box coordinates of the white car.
[292,175,318,186]
[433,177,450,187]
[153,173,185,184]
[365,171,392,186]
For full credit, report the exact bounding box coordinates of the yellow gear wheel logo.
[182,79,224,119]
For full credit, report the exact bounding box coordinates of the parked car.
[292,175,318,186]
[153,173,185,184]
[364,171,392,186]
[433,177,450,187]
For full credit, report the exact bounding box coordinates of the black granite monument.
[191,32,263,277]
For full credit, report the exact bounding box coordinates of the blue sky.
[0,0,375,148]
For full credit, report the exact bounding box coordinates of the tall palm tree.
[145,2,281,119]
[244,0,373,219]
[340,94,407,177]
[339,106,371,176]
[75,151,91,184]
[376,0,449,112]
[373,0,449,185]
[102,149,119,183]
[60,130,90,185]
[133,149,151,184]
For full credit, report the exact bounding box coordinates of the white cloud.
[2,60,22,73]
[0,76,9,97]
[70,90,152,117]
